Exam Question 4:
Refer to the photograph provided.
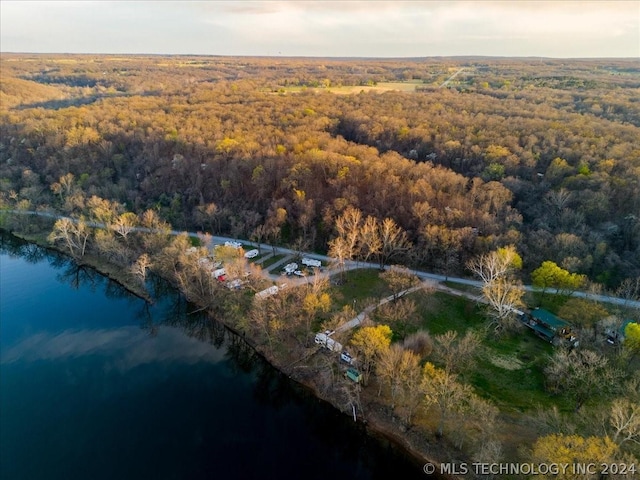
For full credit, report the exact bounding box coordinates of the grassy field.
[329,268,391,310]
[352,285,573,414]
[260,254,285,269]
[270,80,427,95]
[412,289,571,412]
[414,290,485,335]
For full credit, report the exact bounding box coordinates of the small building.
[525,308,577,346]
[345,368,362,383]
[606,319,635,345]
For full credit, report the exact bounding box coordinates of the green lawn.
[260,254,285,270]
[467,330,569,412]
[415,290,485,334]
[411,289,570,412]
[329,268,390,310]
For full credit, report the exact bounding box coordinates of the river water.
[0,235,427,480]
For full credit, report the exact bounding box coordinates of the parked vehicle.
[314,330,343,352]
[283,262,298,275]
[255,285,280,299]
[244,249,259,259]
[301,257,321,268]
[340,351,354,365]
[212,268,226,279]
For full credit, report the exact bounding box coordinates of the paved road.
[4,209,639,309]
[439,67,466,88]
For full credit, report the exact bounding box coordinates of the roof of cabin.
[530,308,569,330]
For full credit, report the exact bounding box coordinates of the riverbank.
[3,227,464,478]
[232,305,463,479]
[7,230,153,303]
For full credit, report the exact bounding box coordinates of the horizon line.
[2,51,638,61]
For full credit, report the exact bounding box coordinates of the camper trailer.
[314,330,343,352]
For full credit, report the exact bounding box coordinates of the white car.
[224,241,242,249]
[244,249,259,259]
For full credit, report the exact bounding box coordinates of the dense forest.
[1,54,639,287]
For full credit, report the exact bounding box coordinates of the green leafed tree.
[531,260,586,296]
[350,324,392,385]
[623,322,640,361]
[530,434,618,479]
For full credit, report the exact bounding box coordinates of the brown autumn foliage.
[1,54,638,287]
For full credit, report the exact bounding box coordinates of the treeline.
[1,54,638,287]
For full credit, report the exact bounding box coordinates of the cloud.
[1,327,225,371]
[1,0,637,56]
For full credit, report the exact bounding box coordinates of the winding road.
[4,208,640,309]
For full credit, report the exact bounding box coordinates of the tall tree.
[467,245,525,332]
[375,344,420,408]
[607,398,640,448]
[48,217,91,260]
[421,362,473,438]
[433,330,481,373]
[545,349,622,412]
[350,324,393,385]
[377,217,412,270]
[530,434,619,480]
[623,322,640,361]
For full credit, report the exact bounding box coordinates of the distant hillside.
[0,76,67,109]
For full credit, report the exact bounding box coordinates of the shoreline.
[6,230,153,303]
[4,227,460,478]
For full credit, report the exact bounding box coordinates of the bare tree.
[376,344,420,405]
[403,330,434,357]
[48,217,91,260]
[359,215,382,263]
[328,236,351,282]
[467,246,525,332]
[377,217,412,270]
[433,330,481,373]
[616,277,640,308]
[335,206,362,260]
[467,245,521,284]
[545,349,622,412]
[131,253,153,282]
[111,212,138,240]
[380,265,421,301]
[607,398,640,447]
[374,297,418,337]
[421,362,473,438]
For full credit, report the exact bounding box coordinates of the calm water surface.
[0,235,426,480]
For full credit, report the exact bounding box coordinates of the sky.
[1,1,639,58]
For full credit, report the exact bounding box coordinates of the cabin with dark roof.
[524,308,578,346]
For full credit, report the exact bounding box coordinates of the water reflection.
[0,233,428,479]
[226,334,261,374]
[57,263,99,291]
[1,327,226,368]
